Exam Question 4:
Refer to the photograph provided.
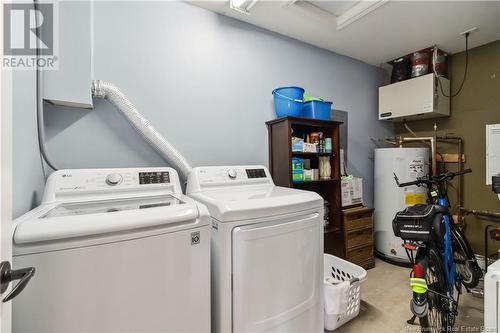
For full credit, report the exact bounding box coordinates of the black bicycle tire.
[419,247,450,332]
[451,226,482,288]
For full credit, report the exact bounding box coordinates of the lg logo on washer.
[3,2,58,69]
[191,231,200,245]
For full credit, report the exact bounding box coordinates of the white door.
[0,18,35,333]
[1,23,14,332]
[232,212,323,333]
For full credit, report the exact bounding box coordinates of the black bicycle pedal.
[406,315,417,325]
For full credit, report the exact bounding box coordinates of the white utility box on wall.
[42,0,93,108]
[379,73,450,121]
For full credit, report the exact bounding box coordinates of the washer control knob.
[106,173,123,186]
[227,169,237,179]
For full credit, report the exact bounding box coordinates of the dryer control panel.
[186,166,274,193]
[43,168,182,203]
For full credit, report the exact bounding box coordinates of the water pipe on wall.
[382,135,437,176]
[399,136,437,176]
[462,208,500,221]
[436,136,464,221]
[380,132,468,221]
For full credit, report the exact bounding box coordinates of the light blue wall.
[13,1,393,218]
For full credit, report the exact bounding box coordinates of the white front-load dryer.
[12,168,210,333]
[187,165,324,333]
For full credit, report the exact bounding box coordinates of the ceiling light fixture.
[285,0,336,20]
[229,0,258,15]
[336,0,389,31]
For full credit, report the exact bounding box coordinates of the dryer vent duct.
[91,80,192,180]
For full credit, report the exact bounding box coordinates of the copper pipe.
[435,136,464,220]
[381,134,465,218]
[380,135,463,177]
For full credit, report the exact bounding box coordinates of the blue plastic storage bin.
[302,100,332,120]
[272,86,304,117]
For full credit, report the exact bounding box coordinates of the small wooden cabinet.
[342,206,375,269]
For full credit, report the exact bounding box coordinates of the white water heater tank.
[374,148,429,263]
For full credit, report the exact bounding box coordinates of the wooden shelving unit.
[266,116,344,257]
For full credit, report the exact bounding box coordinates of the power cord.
[435,32,470,98]
[34,0,58,172]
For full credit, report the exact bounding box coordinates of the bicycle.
[392,169,482,332]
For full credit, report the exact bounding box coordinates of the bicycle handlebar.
[433,168,472,183]
[396,179,421,188]
[394,169,472,188]
[450,168,472,177]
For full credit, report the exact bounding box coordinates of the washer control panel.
[245,168,267,179]
[191,166,272,188]
[139,171,170,185]
[44,168,181,203]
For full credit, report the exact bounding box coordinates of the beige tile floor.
[331,259,484,333]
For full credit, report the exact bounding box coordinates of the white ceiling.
[190,0,500,66]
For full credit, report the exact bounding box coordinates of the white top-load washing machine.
[12,167,210,333]
[186,165,324,333]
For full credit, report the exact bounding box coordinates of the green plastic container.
[303,92,324,102]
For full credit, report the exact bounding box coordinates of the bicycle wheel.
[419,248,450,333]
[453,250,480,288]
[452,227,482,289]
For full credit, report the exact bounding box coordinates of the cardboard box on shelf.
[303,143,317,153]
[341,177,363,207]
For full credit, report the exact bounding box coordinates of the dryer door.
[232,212,323,333]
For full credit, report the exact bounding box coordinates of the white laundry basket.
[323,254,367,331]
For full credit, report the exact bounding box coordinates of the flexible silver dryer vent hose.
[91,80,192,180]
